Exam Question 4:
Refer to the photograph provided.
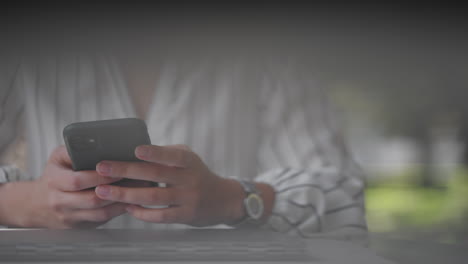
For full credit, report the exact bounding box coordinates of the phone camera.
[69,135,98,151]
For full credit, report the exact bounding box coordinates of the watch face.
[245,194,264,220]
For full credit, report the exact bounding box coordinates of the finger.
[112,179,154,188]
[96,161,182,184]
[72,203,128,223]
[167,144,191,151]
[50,168,123,192]
[95,185,181,206]
[49,145,73,167]
[134,145,193,168]
[52,189,115,210]
[126,205,186,223]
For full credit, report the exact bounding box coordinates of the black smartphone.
[63,118,151,171]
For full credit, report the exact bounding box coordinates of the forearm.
[0,181,34,227]
[221,178,275,225]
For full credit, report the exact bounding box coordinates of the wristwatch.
[233,180,264,226]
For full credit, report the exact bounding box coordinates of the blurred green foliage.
[365,168,468,242]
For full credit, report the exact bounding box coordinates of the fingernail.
[96,185,111,197]
[135,146,149,158]
[97,162,112,176]
[125,205,134,212]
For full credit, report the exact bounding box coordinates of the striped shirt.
[0,53,367,242]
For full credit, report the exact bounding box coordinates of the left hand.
[94,144,245,226]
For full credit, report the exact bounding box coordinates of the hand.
[3,146,127,228]
[94,144,248,227]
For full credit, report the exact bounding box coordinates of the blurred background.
[301,8,468,246]
[3,0,468,248]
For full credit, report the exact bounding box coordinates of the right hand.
[11,146,128,228]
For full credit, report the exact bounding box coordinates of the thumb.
[166,144,191,151]
[49,145,73,167]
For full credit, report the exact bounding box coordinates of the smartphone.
[63,118,151,171]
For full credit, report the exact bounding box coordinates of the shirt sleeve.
[0,58,25,183]
[254,63,368,243]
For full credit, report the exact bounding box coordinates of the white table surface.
[0,229,395,264]
[370,234,468,264]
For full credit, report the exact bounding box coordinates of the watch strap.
[238,180,261,196]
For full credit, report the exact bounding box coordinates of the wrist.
[0,181,36,227]
[218,178,275,226]
[255,183,275,223]
[218,178,246,225]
